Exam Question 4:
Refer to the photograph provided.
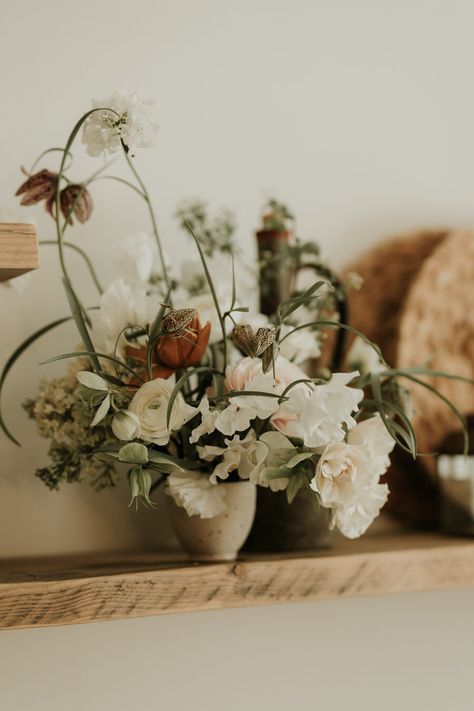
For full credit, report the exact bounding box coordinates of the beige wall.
[1,0,474,708]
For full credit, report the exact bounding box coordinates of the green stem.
[123,149,171,294]
[39,240,103,295]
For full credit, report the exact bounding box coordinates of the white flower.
[129,378,196,446]
[273,372,363,448]
[226,355,306,393]
[278,324,321,364]
[91,278,155,357]
[111,410,141,441]
[198,430,267,485]
[82,89,158,157]
[116,232,158,284]
[189,396,218,444]
[257,431,296,491]
[311,440,389,539]
[346,336,385,375]
[166,470,226,518]
[332,484,388,539]
[215,371,280,436]
[347,414,395,476]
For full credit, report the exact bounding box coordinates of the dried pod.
[254,327,275,357]
[231,324,257,357]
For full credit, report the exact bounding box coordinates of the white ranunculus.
[273,372,363,448]
[347,414,395,476]
[129,378,196,446]
[111,410,141,441]
[198,430,267,485]
[82,90,158,157]
[189,396,219,444]
[116,232,158,284]
[165,470,226,518]
[91,278,156,358]
[311,440,389,539]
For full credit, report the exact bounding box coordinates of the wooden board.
[0,223,39,282]
[1,530,474,630]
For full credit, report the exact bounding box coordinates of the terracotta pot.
[166,481,257,561]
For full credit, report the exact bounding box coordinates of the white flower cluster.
[82,90,158,157]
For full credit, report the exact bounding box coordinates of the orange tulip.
[156,314,211,370]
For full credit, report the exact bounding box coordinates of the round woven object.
[345,229,474,524]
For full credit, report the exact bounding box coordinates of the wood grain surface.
[0,223,39,282]
[1,530,474,630]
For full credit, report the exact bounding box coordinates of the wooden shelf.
[2,528,474,630]
[0,223,39,282]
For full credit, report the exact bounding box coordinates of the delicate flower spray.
[3,91,472,540]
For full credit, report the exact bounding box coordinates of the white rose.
[112,410,142,441]
[347,414,395,476]
[165,470,226,519]
[311,440,389,539]
[129,378,196,446]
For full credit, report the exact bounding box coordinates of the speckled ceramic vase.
[166,481,257,562]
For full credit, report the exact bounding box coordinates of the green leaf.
[0,315,72,445]
[119,443,149,465]
[147,450,184,471]
[76,371,109,391]
[276,280,326,324]
[62,277,100,372]
[286,473,306,504]
[285,452,314,468]
[90,394,111,426]
[41,350,144,382]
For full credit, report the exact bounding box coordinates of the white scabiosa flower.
[129,378,196,446]
[165,470,226,518]
[91,278,156,358]
[116,232,158,284]
[82,90,158,157]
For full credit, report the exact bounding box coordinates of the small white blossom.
[189,396,218,444]
[198,430,267,485]
[215,372,280,437]
[82,89,158,157]
[165,470,226,518]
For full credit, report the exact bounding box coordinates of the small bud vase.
[166,481,257,561]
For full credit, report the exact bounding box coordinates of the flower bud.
[112,410,141,441]
[129,466,154,507]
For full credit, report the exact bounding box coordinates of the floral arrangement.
[2,90,470,542]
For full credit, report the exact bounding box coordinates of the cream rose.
[129,378,196,446]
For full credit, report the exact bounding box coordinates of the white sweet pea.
[215,368,281,437]
[116,232,158,284]
[129,378,196,446]
[273,372,363,448]
[82,90,158,157]
[111,410,141,441]
[189,396,218,444]
[165,470,226,519]
[278,324,321,365]
[91,278,155,358]
[198,430,267,485]
[347,414,395,476]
